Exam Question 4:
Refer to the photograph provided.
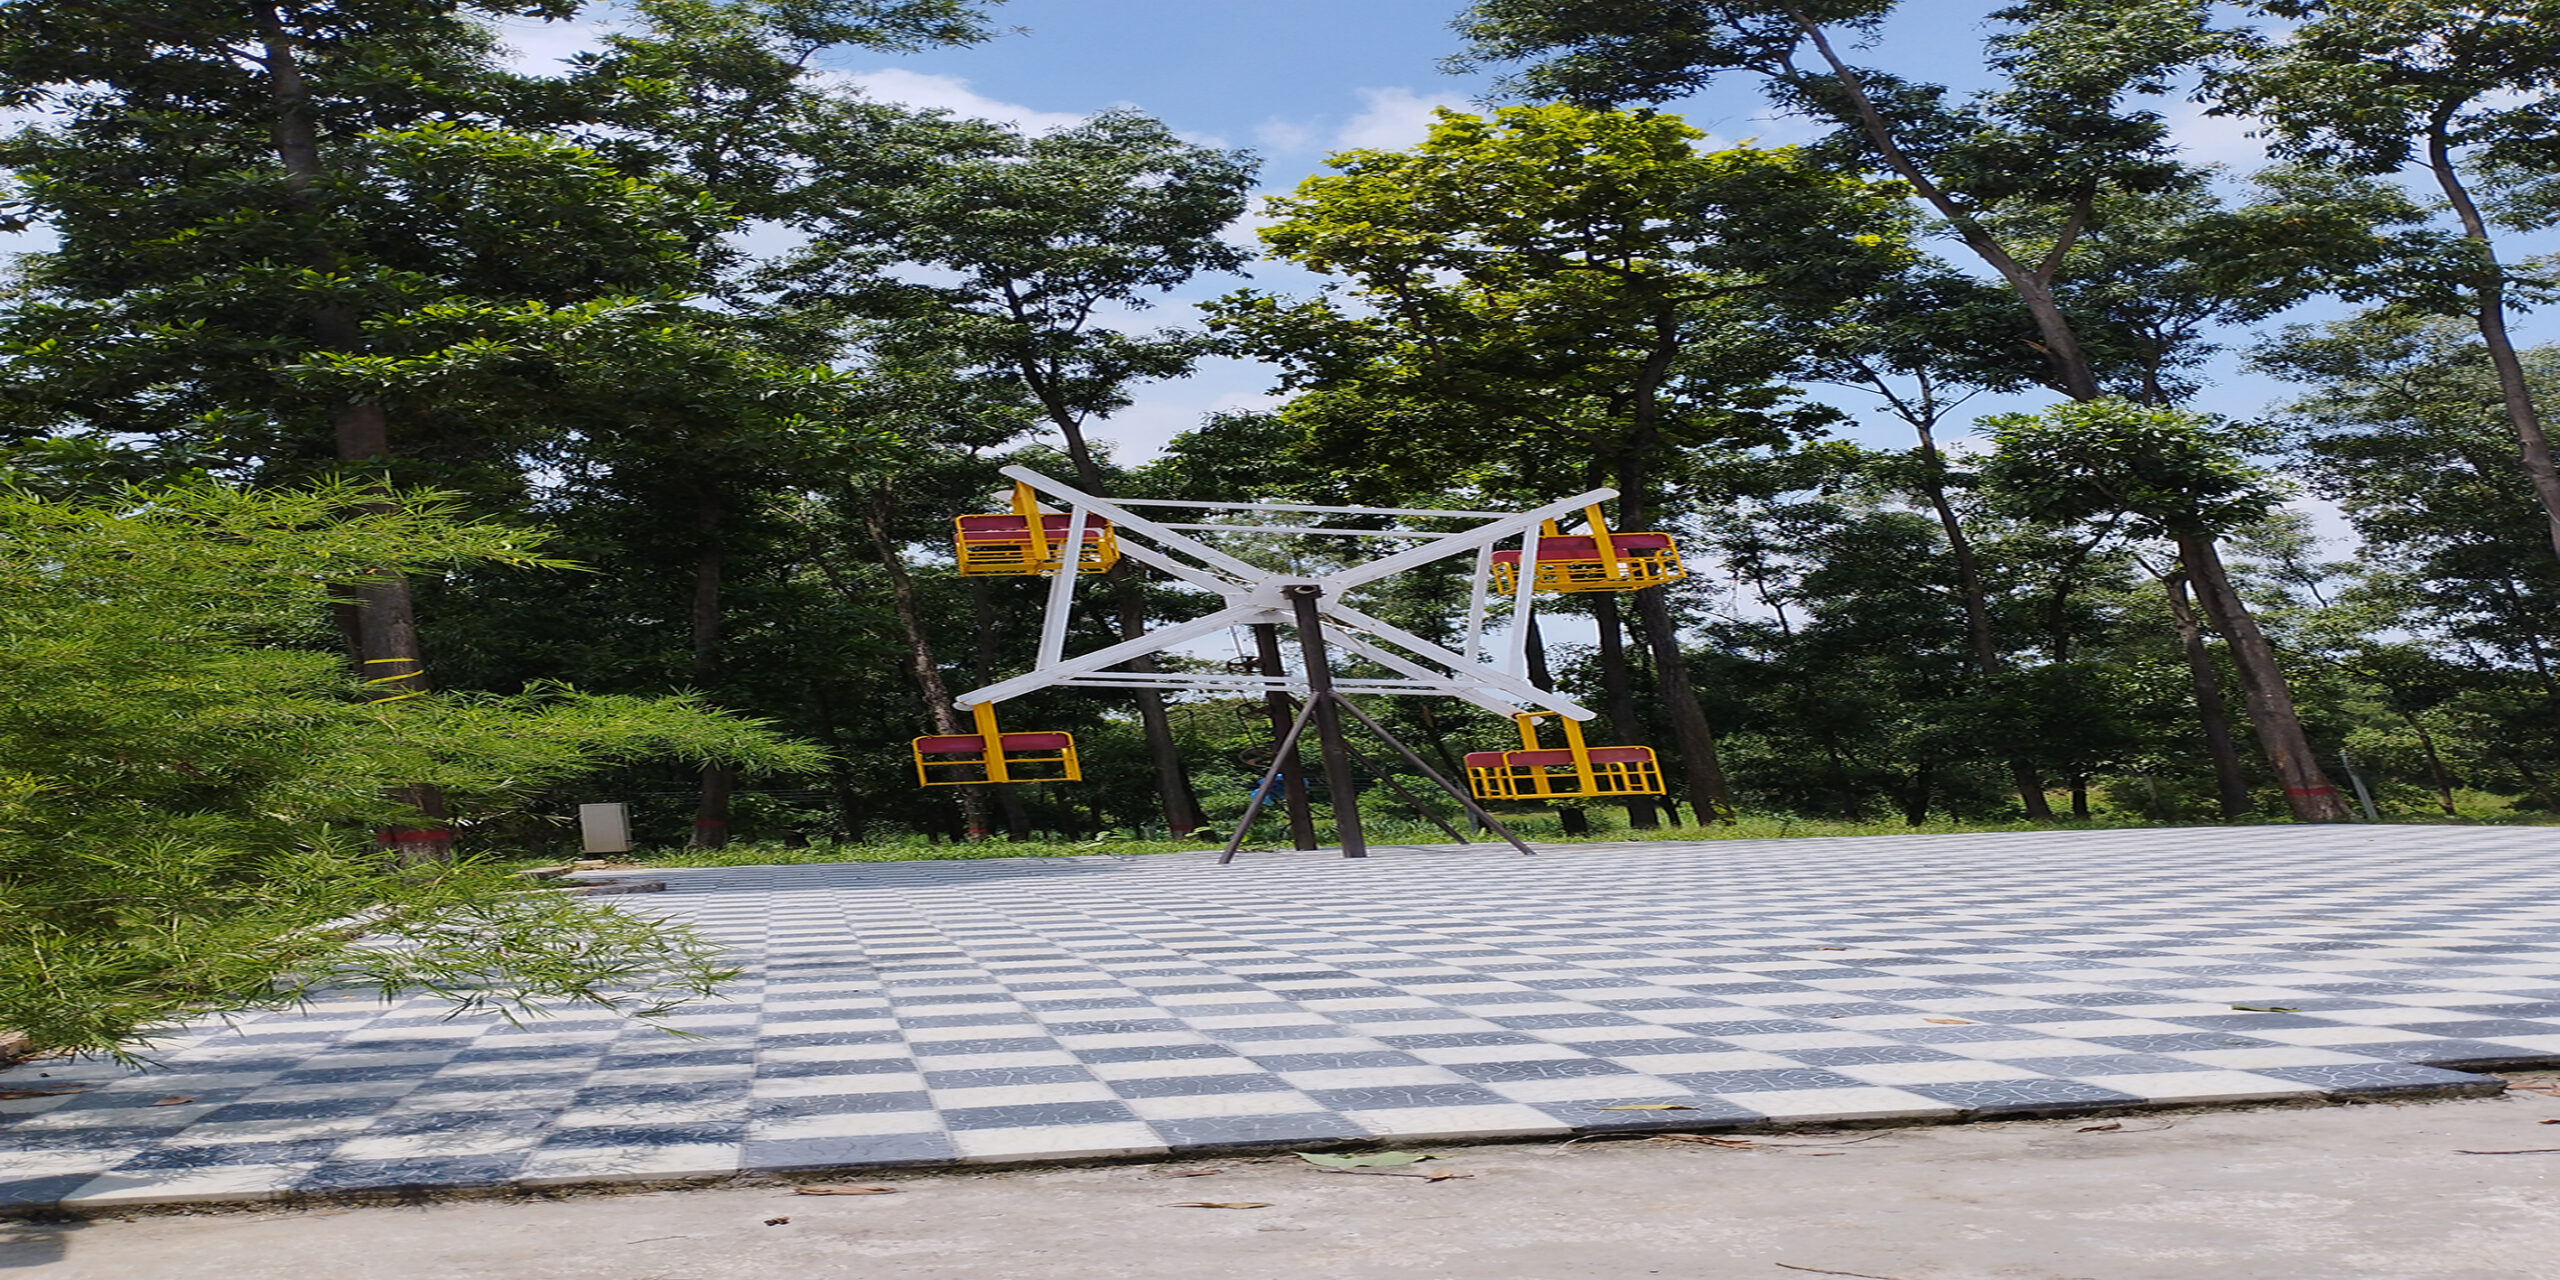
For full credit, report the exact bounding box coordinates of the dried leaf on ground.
[793,1185,897,1195]
[0,1088,88,1100]
[1169,1202,1270,1209]
[1648,1134,1758,1149]
[1594,1104,1696,1111]
[2230,1005,2301,1013]
[1922,1018,1972,1025]
[762,1217,790,1226]
[149,1096,194,1106]
[2078,1122,2123,1133]
[1296,1151,1434,1168]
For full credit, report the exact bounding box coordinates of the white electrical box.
[578,802,632,854]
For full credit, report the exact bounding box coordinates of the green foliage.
[2212,1,2560,184]
[1981,399,2285,537]
[1208,104,1906,501]
[0,480,822,1055]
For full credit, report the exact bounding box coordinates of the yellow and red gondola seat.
[952,512,1119,576]
[1488,507,1685,594]
[1464,714,1665,802]
[912,704,1081,786]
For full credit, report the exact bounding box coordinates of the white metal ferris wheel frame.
[950,466,1612,721]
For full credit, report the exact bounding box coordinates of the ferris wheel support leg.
[1286,584,1367,859]
[1217,693,1319,866]
[1252,623,1319,851]
[1328,695,1539,858]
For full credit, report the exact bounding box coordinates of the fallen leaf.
[1423,1171,1472,1182]
[149,1096,194,1106]
[1594,1104,1697,1111]
[1158,1168,1223,1178]
[762,1217,790,1226]
[1649,1134,1758,1149]
[793,1185,896,1195]
[0,1088,89,1100]
[1169,1202,1270,1210]
[2078,1122,2123,1133]
[1812,946,1846,951]
[1922,1019,1973,1025]
[2540,1119,2560,1125]
[1296,1151,1434,1169]
[2457,1148,2560,1155]
[2230,1005,2301,1013]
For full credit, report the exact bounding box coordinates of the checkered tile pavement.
[8,825,2559,1210]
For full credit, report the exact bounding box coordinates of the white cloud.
[1333,87,1469,151]
[835,68,1091,134]
[1255,118,1320,154]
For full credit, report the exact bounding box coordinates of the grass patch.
[542,808,2555,870]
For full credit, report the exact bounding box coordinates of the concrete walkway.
[9,1089,2560,1278]
[6,826,2559,1213]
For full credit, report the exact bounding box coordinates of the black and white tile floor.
[8,826,2560,1210]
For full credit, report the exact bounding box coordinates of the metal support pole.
[1285,584,1366,858]
[1217,696,1319,865]
[1340,740,1472,845]
[1253,623,1319,851]
[1332,695,1540,858]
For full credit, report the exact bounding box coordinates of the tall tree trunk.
[970,579,1034,841]
[2392,706,2459,817]
[1609,439,1733,823]
[860,489,995,839]
[1521,614,1592,836]
[1628,587,1735,822]
[1785,9,2104,400]
[1914,421,2055,819]
[2429,122,2560,564]
[2166,572,2258,819]
[1591,595,1660,830]
[2175,535,2350,822]
[1900,760,1933,826]
[1024,384,1201,835]
[253,4,447,862]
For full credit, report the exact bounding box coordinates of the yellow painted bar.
[972,701,1010,784]
[1010,482,1053,569]
[1582,505,1621,582]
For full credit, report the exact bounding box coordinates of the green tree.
[774,109,1257,837]
[0,0,995,852]
[0,479,821,1056]
[1449,0,2235,402]
[2208,0,2560,562]
[1981,399,2352,820]
[1210,104,1908,821]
